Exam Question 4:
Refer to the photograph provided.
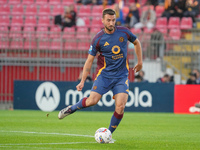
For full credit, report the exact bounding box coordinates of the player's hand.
[76,82,84,91]
[133,63,143,73]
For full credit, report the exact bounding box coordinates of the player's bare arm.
[132,39,143,72]
[76,54,95,91]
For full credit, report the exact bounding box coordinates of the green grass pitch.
[0,110,200,150]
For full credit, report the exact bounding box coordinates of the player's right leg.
[58,92,101,119]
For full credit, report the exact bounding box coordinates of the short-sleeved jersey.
[88,26,137,78]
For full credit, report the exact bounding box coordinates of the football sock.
[70,97,87,112]
[108,111,124,133]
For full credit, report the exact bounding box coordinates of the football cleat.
[58,105,74,119]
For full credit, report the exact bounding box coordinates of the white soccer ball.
[94,127,112,143]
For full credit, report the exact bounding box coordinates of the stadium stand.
[35,0,48,5]
[62,27,76,39]
[0,15,10,26]
[36,26,49,38]
[62,0,75,5]
[51,5,64,17]
[10,16,23,27]
[38,4,51,16]
[49,0,61,6]
[24,4,37,17]
[0,0,7,4]
[155,5,165,17]
[167,17,180,29]
[0,4,10,16]
[23,26,35,38]
[50,26,62,39]
[24,16,37,27]
[22,0,35,5]
[180,17,193,30]
[77,5,91,17]
[1,0,200,106]
[8,0,21,5]
[11,4,24,16]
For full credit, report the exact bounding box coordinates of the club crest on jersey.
[119,37,124,42]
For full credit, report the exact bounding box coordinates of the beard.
[105,25,114,32]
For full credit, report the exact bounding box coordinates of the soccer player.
[58,8,143,137]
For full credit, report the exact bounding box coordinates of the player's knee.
[115,105,125,114]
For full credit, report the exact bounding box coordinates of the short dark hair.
[102,8,116,18]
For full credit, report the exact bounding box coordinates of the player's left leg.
[108,93,128,133]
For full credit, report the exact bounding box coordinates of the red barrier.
[174,85,200,114]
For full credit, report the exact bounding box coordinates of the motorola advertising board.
[14,81,174,112]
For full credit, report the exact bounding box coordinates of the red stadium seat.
[169,29,181,40]
[49,26,62,38]
[11,4,24,16]
[8,0,21,5]
[143,28,154,34]
[77,41,90,51]
[37,16,50,27]
[0,15,10,26]
[76,27,90,40]
[155,5,165,17]
[157,28,168,34]
[23,26,35,38]
[36,26,49,38]
[22,0,35,5]
[0,26,9,38]
[168,17,180,29]
[0,0,7,5]
[90,27,101,39]
[91,17,103,28]
[64,41,77,51]
[38,5,51,16]
[78,5,91,17]
[35,0,48,5]
[49,0,61,5]
[0,40,9,49]
[50,39,63,50]
[51,5,64,16]
[0,4,10,16]
[91,5,103,17]
[62,0,75,5]
[25,4,37,16]
[9,26,22,38]
[11,16,23,27]
[130,28,142,34]
[38,38,50,50]
[62,27,76,39]
[79,17,91,28]
[24,16,37,27]
[180,17,193,30]
[155,17,167,29]
[24,39,37,50]
[10,39,24,50]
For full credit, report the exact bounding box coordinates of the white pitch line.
[0,142,96,146]
[0,130,94,138]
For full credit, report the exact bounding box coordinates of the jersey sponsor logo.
[35,82,60,112]
[111,45,120,54]
[104,42,109,46]
[119,37,124,42]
